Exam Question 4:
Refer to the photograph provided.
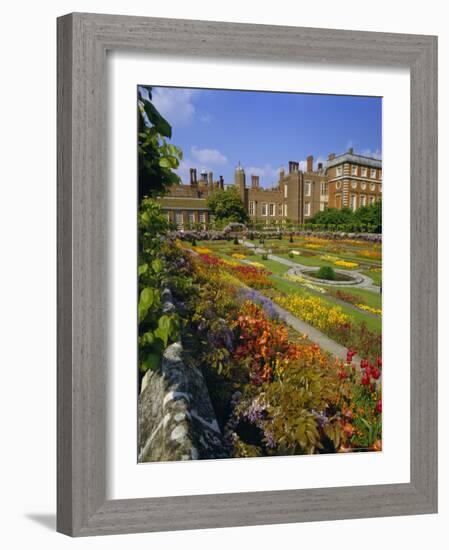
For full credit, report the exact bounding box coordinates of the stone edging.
[138,290,227,462]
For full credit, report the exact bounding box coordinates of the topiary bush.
[316,266,336,280]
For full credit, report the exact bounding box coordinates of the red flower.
[372,367,381,380]
[361,373,370,385]
[377,357,382,368]
[376,399,382,414]
[360,359,368,369]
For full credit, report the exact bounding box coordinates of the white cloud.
[245,164,282,186]
[360,148,382,160]
[175,158,194,183]
[191,146,228,166]
[151,88,197,126]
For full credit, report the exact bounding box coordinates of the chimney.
[251,175,260,189]
[317,162,323,170]
[307,155,313,172]
[208,172,213,186]
[189,168,197,185]
[279,166,285,179]
[219,175,224,189]
[348,147,354,154]
[288,161,299,173]
[328,153,335,161]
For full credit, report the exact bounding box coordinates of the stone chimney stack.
[288,161,299,173]
[208,172,213,186]
[317,162,323,170]
[307,155,313,172]
[328,153,335,161]
[348,147,354,154]
[279,166,285,180]
[189,168,197,186]
[219,175,224,189]
[251,175,260,189]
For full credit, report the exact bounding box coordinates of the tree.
[138,86,183,202]
[206,186,249,224]
[308,202,382,234]
[354,200,382,233]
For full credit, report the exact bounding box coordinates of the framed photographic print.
[57,13,438,536]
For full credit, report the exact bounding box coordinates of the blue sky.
[149,86,382,188]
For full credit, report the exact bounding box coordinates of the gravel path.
[248,286,363,366]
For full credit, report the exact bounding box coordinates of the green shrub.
[316,266,336,280]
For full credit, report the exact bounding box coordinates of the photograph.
[137,85,383,462]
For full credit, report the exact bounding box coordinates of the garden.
[137,85,382,459]
[138,198,382,458]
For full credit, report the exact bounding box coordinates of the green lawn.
[360,269,382,286]
[190,240,381,333]
[329,287,382,310]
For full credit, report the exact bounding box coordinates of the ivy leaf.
[138,287,158,322]
[138,263,149,276]
[140,353,161,373]
[151,258,163,274]
[142,100,172,138]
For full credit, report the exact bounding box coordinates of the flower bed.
[275,292,381,359]
[144,239,384,457]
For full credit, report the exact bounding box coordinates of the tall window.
[175,212,183,227]
[249,201,255,215]
[284,204,288,217]
[188,212,195,224]
[304,202,310,216]
[371,168,377,178]
[261,203,267,216]
[350,194,357,211]
[360,194,367,206]
[351,165,357,176]
[269,203,275,216]
[304,180,311,196]
[320,181,328,196]
[361,167,368,177]
[284,184,288,198]
[199,212,206,223]
[336,166,343,176]
[369,195,375,205]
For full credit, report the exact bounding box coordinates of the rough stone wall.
[173,228,382,243]
[138,291,227,462]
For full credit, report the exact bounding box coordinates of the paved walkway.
[240,240,380,293]
[249,287,362,366]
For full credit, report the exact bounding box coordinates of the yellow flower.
[193,246,213,254]
[356,303,382,316]
[334,259,359,268]
[231,253,246,260]
[275,294,350,332]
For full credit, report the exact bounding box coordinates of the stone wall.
[138,291,227,462]
[173,227,382,243]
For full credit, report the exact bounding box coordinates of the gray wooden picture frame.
[57,12,438,537]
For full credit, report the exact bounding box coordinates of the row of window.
[249,201,288,217]
[303,180,329,197]
[334,194,378,210]
[335,181,381,192]
[169,211,207,226]
[336,165,380,179]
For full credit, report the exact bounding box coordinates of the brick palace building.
[158,148,382,228]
